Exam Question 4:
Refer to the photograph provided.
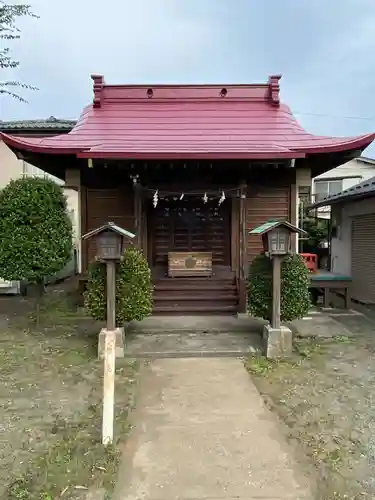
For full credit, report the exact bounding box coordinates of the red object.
[300,253,318,273]
[1,74,374,160]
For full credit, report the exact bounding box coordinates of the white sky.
[1,0,375,155]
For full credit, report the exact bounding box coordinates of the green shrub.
[247,253,310,322]
[84,246,153,324]
[120,246,153,322]
[0,177,72,283]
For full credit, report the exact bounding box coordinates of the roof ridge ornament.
[92,74,105,108]
[268,75,281,106]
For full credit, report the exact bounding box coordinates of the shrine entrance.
[149,197,231,269]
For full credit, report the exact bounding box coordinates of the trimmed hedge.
[0,177,72,283]
[84,246,153,324]
[247,253,310,322]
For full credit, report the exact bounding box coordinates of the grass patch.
[294,338,323,358]
[245,339,323,377]
[244,322,375,499]
[331,335,355,344]
[0,286,140,500]
[245,356,278,376]
[6,384,132,500]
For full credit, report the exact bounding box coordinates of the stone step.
[127,315,266,335]
[121,332,262,359]
[153,304,238,315]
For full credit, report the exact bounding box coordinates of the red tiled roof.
[2,75,374,160]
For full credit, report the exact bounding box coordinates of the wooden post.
[133,185,141,248]
[102,260,116,445]
[238,182,247,313]
[102,329,116,445]
[290,180,297,253]
[271,256,281,329]
[106,261,116,331]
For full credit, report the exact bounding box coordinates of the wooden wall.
[80,169,293,273]
[81,186,135,271]
[247,185,290,263]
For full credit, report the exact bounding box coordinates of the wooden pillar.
[142,204,148,261]
[133,184,142,248]
[290,180,297,253]
[231,197,239,272]
[238,181,248,313]
[80,186,88,273]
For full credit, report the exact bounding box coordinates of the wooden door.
[150,198,230,267]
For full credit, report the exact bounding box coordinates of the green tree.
[0,177,73,300]
[0,1,38,101]
[301,214,329,248]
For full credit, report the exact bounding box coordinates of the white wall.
[64,188,80,248]
[315,157,375,183]
[313,158,375,219]
[331,197,375,275]
[0,142,24,184]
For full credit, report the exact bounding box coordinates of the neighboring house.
[0,117,78,292]
[310,176,375,304]
[1,74,374,313]
[312,156,375,219]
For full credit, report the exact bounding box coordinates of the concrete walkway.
[113,359,314,500]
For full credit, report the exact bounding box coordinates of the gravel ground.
[246,311,375,500]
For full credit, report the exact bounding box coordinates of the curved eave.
[0,132,80,155]
[297,133,375,155]
[1,131,374,161]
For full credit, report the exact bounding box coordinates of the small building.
[1,74,374,313]
[312,156,375,219]
[310,176,375,304]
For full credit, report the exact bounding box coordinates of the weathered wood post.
[249,220,306,358]
[103,259,117,445]
[82,222,135,445]
[271,255,281,329]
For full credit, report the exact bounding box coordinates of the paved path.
[113,358,314,500]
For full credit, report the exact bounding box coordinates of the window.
[314,180,343,202]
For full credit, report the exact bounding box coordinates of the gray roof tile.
[0,116,76,131]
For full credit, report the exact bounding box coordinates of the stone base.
[98,327,125,359]
[263,324,292,359]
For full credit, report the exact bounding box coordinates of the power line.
[294,111,375,121]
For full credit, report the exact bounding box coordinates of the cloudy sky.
[2,0,375,156]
